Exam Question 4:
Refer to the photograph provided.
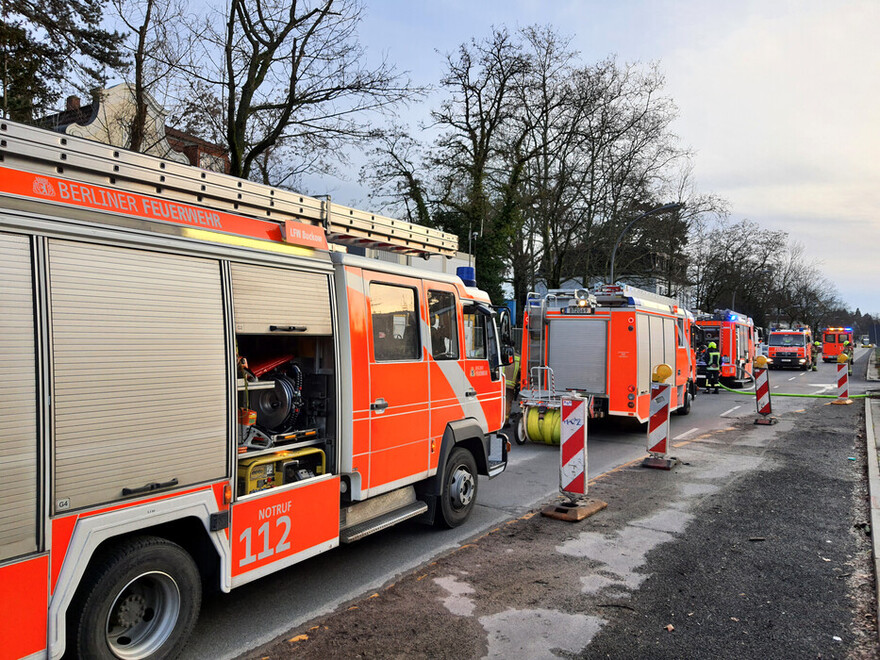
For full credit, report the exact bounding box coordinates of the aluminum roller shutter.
[230,262,332,335]
[0,233,38,561]
[49,240,227,511]
[664,318,677,368]
[547,319,607,394]
[637,314,650,393]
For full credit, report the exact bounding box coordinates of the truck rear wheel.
[675,385,692,415]
[436,447,478,528]
[68,535,201,659]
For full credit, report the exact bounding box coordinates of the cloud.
[658,0,880,310]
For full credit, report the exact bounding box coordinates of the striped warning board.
[837,362,849,399]
[560,397,587,497]
[647,382,671,456]
[755,367,772,415]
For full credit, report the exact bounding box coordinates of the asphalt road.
[182,349,870,659]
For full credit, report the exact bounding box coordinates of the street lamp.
[608,202,684,285]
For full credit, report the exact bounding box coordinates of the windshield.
[769,333,805,347]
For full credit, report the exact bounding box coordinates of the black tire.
[436,447,478,528]
[68,536,201,660]
[675,385,692,416]
[514,414,527,445]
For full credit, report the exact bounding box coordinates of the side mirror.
[494,306,514,347]
[502,345,515,366]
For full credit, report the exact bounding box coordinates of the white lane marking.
[773,385,780,389]
[673,428,700,440]
[787,376,796,381]
[720,405,741,417]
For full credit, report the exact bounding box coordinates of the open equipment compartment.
[230,260,337,497]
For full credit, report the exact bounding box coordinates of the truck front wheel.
[68,535,201,659]
[436,447,478,528]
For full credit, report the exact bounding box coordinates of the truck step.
[340,501,428,543]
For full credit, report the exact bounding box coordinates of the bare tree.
[111,0,186,152]
[360,127,432,226]
[429,26,531,302]
[170,0,419,184]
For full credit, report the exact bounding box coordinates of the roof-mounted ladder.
[0,120,458,258]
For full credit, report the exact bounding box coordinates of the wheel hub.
[450,467,475,508]
[112,593,148,629]
[106,571,181,659]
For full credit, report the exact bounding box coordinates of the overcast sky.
[320,0,880,315]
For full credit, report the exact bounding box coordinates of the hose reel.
[254,366,304,434]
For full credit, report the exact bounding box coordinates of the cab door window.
[463,306,487,359]
[429,290,459,360]
[370,282,420,361]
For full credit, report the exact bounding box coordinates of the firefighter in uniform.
[811,341,819,371]
[843,340,853,375]
[705,341,721,393]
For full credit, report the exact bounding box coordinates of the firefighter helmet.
[708,342,717,349]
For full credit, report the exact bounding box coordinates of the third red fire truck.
[694,309,756,387]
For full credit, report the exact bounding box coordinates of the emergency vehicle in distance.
[693,309,756,387]
[821,327,854,362]
[0,119,513,659]
[766,326,815,369]
[516,284,696,444]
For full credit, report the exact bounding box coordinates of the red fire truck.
[694,309,756,387]
[767,326,815,369]
[0,120,512,659]
[516,285,696,443]
[821,327,854,362]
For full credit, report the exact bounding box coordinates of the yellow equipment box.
[237,447,326,495]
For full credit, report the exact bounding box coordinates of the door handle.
[371,398,388,412]
[465,388,477,398]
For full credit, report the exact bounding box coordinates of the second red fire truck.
[516,284,696,443]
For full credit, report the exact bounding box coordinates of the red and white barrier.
[830,358,854,405]
[755,367,771,415]
[837,362,849,399]
[647,382,671,457]
[560,397,587,498]
[753,366,777,425]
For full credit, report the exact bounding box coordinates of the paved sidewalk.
[244,394,878,659]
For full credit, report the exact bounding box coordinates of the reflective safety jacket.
[707,350,721,371]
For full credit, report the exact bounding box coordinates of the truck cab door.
[365,275,430,490]
[461,302,505,433]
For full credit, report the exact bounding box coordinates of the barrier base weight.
[642,455,678,470]
[754,416,778,425]
[830,399,853,406]
[541,498,607,522]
